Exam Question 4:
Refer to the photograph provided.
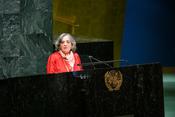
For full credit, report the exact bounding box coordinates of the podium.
[0,63,164,117]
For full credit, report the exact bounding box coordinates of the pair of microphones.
[77,55,128,68]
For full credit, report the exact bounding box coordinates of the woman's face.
[59,35,72,54]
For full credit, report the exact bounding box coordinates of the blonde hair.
[54,33,77,52]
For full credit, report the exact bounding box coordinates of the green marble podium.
[0,63,164,117]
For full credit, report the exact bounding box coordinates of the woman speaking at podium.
[46,33,83,74]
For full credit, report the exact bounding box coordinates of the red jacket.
[46,51,83,74]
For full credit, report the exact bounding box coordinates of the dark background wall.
[121,0,175,67]
[0,0,125,79]
[52,0,126,66]
[0,0,53,79]
[4,0,174,77]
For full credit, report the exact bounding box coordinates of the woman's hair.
[54,33,77,52]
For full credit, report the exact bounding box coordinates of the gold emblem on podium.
[104,70,123,91]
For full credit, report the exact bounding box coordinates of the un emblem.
[104,70,123,91]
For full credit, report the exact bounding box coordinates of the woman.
[46,33,83,74]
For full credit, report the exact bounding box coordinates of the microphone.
[88,56,113,68]
[77,55,128,68]
[88,55,96,69]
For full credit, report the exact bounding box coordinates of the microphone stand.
[88,56,96,69]
[89,56,113,68]
[78,56,128,68]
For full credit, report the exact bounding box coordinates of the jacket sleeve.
[75,53,83,71]
[46,55,56,74]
